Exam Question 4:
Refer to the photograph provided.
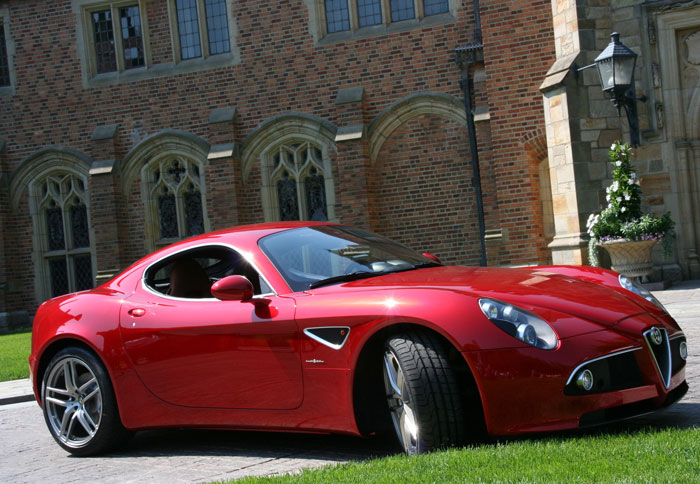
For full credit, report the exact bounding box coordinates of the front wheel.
[383,330,465,454]
[41,347,130,456]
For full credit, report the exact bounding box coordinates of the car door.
[119,246,303,410]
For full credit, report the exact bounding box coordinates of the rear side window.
[145,245,271,298]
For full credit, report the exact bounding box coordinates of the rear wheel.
[42,347,130,456]
[382,330,465,454]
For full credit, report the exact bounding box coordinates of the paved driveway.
[1,283,697,484]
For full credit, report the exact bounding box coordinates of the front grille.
[564,348,644,396]
[669,334,687,375]
[644,327,672,389]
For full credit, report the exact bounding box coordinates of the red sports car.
[29,222,688,456]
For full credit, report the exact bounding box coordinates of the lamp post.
[588,32,643,146]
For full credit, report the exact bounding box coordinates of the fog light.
[680,341,688,360]
[576,369,594,391]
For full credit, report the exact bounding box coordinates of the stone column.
[539,0,615,265]
[333,87,372,230]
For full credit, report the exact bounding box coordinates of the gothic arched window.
[270,142,329,221]
[147,157,205,247]
[37,173,94,298]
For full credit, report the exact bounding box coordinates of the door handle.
[128,308,146,317]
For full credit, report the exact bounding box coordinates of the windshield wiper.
[307,262,441,290]
[308,271,379,289]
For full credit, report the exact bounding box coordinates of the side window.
[322,0,450,36]
[0,9,16,94]
[145,246,271,298]
[83,2,148,76]
[172,0,231,62]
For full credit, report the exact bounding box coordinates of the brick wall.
[372,114,481,264]
[0,0,558,314]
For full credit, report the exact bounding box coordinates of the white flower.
[624,193,631,201]
[621,207,627,212]
[615,160,622,166]
[627,178,634,185]
[611,143,618,150]
[616,197,622,202]
[606,194,611,202]
[611,181,619,192]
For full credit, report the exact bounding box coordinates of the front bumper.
[463,315,687,436]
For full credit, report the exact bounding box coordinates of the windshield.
[259,226,438,292]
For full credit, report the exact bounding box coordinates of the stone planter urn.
[598,239,657,278]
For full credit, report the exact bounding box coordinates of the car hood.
[316,266,646,327]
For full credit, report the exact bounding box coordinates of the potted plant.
[586,142,674,279]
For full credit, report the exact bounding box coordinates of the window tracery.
[147,157,205,246]
[37,173,94,298]
[270,142,328,222]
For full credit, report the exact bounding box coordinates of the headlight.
[478,298,559,350]
[618,274,667,313]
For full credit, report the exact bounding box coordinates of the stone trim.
[91,124,119,141]
[367,91,465,164]
[120,129,210,194]
[89,159,116,176]
[10,147,93,209]
[241,112,337,181]
[208,143,236,160]
[22,160,96,304]
[335,86,364,105]
[208,107,237,124]
[335,125,365,142]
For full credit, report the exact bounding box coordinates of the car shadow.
[90,402,699,460]
[95,427,400,461]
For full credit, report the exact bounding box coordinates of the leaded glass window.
[0,23,11,86]
[88,3,146,76]
[270,142,329,222]
[37,173,94,298]
[119,5,145,69]
[92,9,117,73]
[323,1,449,36]
[176,0,202,60]
[423,0,448,16]
[174,0,231,60]
[325,0,350,33]
[390,0,415,22]
[205,0,230,55]
[357,0,382,27]
[148,158,206,245]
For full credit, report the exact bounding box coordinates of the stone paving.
[0,281,697,484]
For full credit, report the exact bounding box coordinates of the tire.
[383,330,465,454]
[41,347,130,456]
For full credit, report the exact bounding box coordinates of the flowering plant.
[586,142,674,266]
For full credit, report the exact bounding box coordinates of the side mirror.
[422,252,442,264]
[211,275,254,301]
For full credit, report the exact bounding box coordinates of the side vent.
[303,327,350,350]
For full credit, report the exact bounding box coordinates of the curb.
[0,394,35,406]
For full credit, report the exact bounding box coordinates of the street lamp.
[587,32,643,146]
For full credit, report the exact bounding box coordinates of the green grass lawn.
[225,427,700,484]
[0,331,31,382]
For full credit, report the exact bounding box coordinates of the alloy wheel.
[43,356,103,448]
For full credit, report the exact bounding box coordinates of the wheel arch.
[35,336,110,405]
[351,322,486,439]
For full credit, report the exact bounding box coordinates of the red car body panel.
[30,222,688,440]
